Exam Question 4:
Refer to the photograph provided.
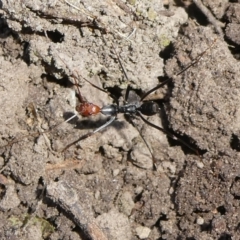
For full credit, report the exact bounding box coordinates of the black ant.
[58,40,216,168]
[2,38,216,170]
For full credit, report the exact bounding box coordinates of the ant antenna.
[111,44,132,103]
[176,38,217,76]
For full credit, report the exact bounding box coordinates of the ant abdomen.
[138,101,159,116]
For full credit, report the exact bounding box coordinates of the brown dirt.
[0,0,240,239]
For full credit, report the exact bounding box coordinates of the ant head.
[76,102,101,117]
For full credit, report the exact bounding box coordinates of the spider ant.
[2,38,216,170]
[58,40,217,168]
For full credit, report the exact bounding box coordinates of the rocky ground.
[0,0,240,239]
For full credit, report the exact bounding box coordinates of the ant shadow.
[63,111,126,131]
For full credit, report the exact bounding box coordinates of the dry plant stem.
[26,4,90,24]
[192,0,224,38]
[113,0,137,19]
[46,159,85,171]
[46,181,108,240]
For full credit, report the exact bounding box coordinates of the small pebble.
[136,226,151,239]
[196,216,204,225]
[196,161,204,169]
[112,169,120,177]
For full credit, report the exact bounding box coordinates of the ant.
[2,38,216,170]
[57,41,216,168]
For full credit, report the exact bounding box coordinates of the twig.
[64,0,136,41]
[192,0,224,38]
[46,181,108,240]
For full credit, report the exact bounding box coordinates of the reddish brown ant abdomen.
[76,102,101,117]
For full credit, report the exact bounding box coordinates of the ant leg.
[64,114,78,123]
[93,116,116,133]
[111,45,129,84]
[61,116,116,152]
[137,112,199,155]
[80,76,119,105]
[56,55,103,117]
[140,78,170,102]
[57,55,86,104]
[127,115,158,170]
[124,85,131,104]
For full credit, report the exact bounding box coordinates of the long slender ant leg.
[140,78,170,101]
[92,116,117,133]
[138,112,199,155]
[127,115,158,170]
[80,76,119,105]
[72,72,85,104]
[58,54,119,105]
[124,85,131,104]
[61,116,116,152]
[57,55,86,104]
